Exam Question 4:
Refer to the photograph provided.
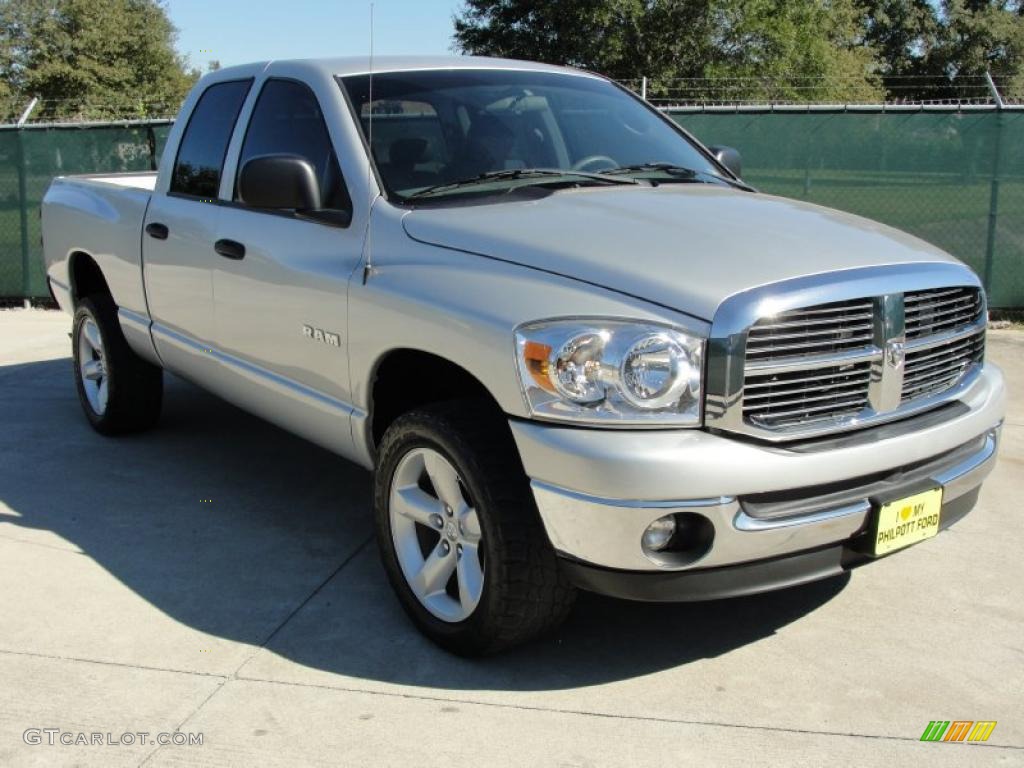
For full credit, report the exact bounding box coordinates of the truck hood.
[401,185,959,321]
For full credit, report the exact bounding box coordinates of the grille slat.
[745,388,870,410]
[913,309,974,327]
[902,372,966,399]
[744,378,868,401]
[905,291,975,306]
[746,298,875,362]
[743,361,871,427]
[740,286,984,433]
[746,322,873,344]
[744,370,864,389]
[901,327,984,401]
[749,397,869,422]
[770,300,874,318]
[903,349,977,378]
[907,315,980,336]
[745,336,874,357]
[906,307,978,327]
[903,341,976,366]
[904,287,964,301]
[905,298,976,315]
[753,313,874,332]
[904,287,981,340]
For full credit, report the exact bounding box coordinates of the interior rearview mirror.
[708,145,742,179]
[238,154,321,211]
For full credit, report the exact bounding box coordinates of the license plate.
[873,488,943,556]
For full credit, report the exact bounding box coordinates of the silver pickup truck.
[42,56,1005,654]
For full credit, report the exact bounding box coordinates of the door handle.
[214,239,246,260]
[145,222,169,240]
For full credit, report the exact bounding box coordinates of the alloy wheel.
[78,317,108,416]
[389,447,485,622]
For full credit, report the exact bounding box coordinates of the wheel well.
[69,252,110,305]
[370,350,503,449]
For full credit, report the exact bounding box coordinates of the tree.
[0,0,196,121]
[708,0,884,102]
[934,0,1024,99]
[857,0,1024,100]
[454,0,1023,102]
[856,0,940,98]
[452,0,717,80]
[453,0,883,102]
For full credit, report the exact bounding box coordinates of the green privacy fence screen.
[0,121,173,298]
[0,111,1021,307]
[671,107,1024,308]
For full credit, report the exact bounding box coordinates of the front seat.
[452,114,516,179]
[389,138,436,191]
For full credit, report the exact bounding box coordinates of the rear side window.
[170,79,252,199]
[235,79,351,212]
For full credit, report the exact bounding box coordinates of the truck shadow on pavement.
[0,358,848,690]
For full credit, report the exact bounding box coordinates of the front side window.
[340,69,720,201]
[171,79,251,198]
[235,79,351,212]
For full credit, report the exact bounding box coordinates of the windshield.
[339,69,720,201]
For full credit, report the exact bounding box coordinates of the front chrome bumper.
[509,363,1004,578]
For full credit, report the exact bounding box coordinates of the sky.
[166,0,464,71]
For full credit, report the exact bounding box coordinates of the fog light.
[642,515,677,552]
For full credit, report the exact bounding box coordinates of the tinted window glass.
[341,70,717,200]
[360,101,447,191]
[171,80,251,198]
[236,79,351,212]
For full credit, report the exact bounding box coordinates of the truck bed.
[41,173,155,325]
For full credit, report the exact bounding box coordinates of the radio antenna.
[362,2,375,284]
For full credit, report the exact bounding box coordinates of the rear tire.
[72,295,163,435]
[374,401,576,655]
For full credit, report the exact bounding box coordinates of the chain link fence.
[617,74,1023,108]
[0,106,1021,307]
[670,106,1024,308]
[0,121,173,298]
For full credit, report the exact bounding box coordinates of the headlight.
[515,320,704,426]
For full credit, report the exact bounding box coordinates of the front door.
[212,78,365,454]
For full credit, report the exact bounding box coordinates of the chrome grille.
[905,287,982,340]
[744,361,871,427]
[902,332,985,401]
[733,285,985,436]
[745,298,874,361]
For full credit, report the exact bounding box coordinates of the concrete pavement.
[0,308,1021,767]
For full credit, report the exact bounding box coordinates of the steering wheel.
[572,155,618,173]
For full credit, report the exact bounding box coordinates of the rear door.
[211,76,366,454]
[142,78,251,376]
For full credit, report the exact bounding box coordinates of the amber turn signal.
[523,341,556,392]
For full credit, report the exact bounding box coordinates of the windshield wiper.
[604,163,754,191]
[407,168,636,200]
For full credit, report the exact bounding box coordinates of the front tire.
[72,296,163,435]
[374,401,575,655]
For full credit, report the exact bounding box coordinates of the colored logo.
[920,721,997,742]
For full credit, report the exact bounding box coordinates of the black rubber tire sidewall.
[374,401,574,655]
[72,296,162,435]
